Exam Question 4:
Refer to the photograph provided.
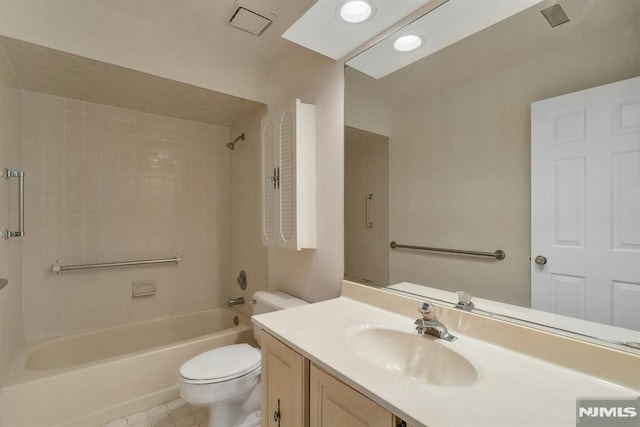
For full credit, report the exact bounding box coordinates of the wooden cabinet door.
[260,99,316,250]
[310,364,394,427]
[261,331,309,427]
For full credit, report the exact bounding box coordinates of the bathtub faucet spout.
[227,297,244,307]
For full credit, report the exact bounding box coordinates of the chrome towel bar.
[390,241,506,260]
[53,253,182,274]
[3,168,25,239]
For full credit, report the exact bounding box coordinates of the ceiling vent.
[540,3,570,28]
[226,1,275,36]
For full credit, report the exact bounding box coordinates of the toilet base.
[207,399,260,427]
[197,376,262,427]
[208,407,260,427]
[237,410,261,427]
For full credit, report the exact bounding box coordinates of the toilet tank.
[252,291,307,343]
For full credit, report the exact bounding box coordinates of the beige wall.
[228,108,269,318]
[266,49,345,303]
[385,12,640,306]
[0,45,24,384]
[20,91,232,340]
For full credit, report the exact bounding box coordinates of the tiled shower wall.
[0,46,24,381]
[21,91,231,340]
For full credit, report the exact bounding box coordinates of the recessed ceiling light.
[392,34,424,52]
[337,0,375,24]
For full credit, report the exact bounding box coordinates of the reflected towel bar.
[53,254,182,274]
[390,241,505,260]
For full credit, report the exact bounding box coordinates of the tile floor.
[99,398,209,427]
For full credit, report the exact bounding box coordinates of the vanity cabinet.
[262,331,400,427]
[261,331,309,427]
[261,99,316,250]
[309,364,395,427]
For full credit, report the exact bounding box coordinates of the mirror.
[344,0,640,350]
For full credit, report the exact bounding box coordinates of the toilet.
[179,291,307,427]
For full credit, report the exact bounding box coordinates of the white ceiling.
[283,0,434,60]
[68,0,313,64]
[0,0,318,102]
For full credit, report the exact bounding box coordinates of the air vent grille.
[228,4,274,36]
[541,3,570,28]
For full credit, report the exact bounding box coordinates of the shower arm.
[226,133,245,150]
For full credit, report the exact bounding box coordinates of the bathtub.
[0,308,255,427]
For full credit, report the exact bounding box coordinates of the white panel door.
[531,76,640,329]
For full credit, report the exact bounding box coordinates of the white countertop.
[252,296,639,427]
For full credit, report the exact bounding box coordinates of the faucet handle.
[418,301,435,320]
[455,291,474,311]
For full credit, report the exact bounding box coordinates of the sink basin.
[345,326,478,387]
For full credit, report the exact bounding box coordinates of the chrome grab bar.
[365,193,374,229]
[3,168,25,239]
[390,241,505,260]
[53,253,182,274]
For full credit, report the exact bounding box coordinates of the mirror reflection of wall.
[344,126,389,286]
[345,0,640,318]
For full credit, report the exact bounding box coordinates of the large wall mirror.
[344,0,640,351]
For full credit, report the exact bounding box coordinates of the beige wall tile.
[20,94,236,340]
[0,45,24,383]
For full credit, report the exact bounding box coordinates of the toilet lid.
[180,344,261,382]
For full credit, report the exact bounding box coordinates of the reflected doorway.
[344,126,390,286]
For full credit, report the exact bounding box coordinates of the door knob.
[534,255,547,265]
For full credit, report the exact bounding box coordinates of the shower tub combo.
[0,308,254,427]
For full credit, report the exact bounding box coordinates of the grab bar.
[3,168,25,239]
[390,241,506,260]
[53,253,182,274]
[366,193,374,229]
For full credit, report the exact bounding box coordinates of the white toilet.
[179,291,307,427]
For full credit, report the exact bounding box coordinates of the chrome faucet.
[415,302,457,342]
[227,297,245,307]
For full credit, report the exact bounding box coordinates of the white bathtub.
[0,308,255,427]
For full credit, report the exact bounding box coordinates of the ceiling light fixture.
[337,0,375,24]
[392,34,424,52]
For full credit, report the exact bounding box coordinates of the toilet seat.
[180,343,261,385]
